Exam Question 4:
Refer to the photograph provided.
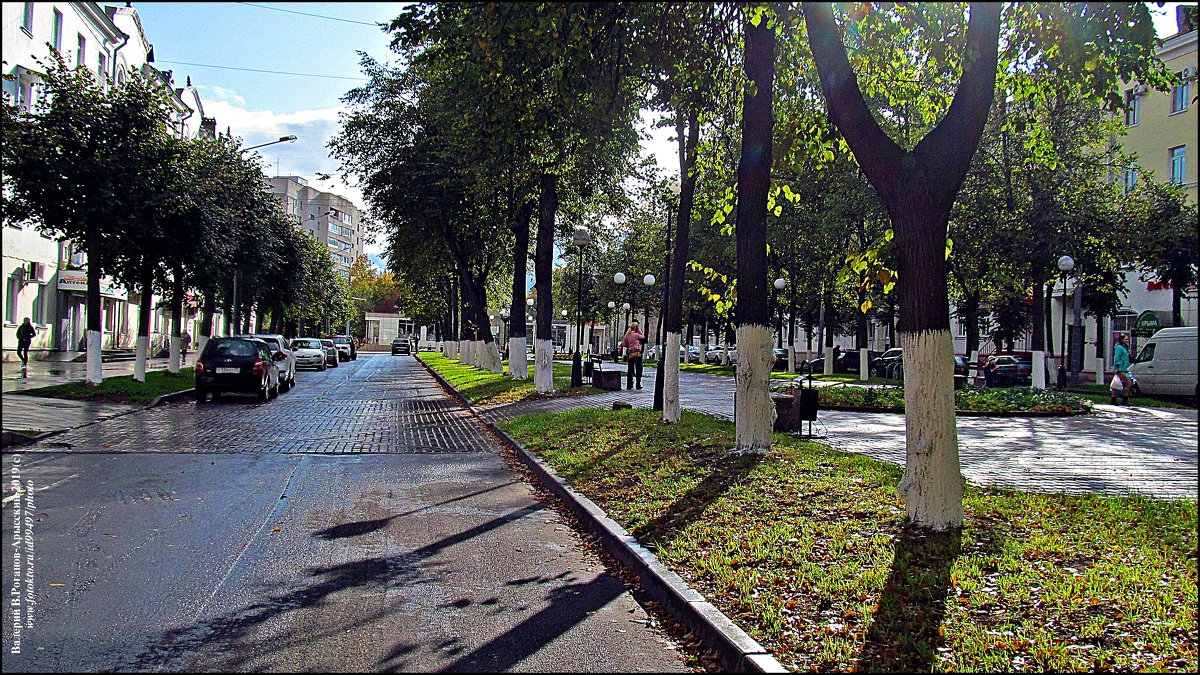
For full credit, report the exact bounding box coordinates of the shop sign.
[56,270,128,300]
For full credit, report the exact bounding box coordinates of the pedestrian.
[621,321,646,390]
[181,330,192,360]
[982,355,998,387]
[16,317,36,366]
[1112,333,1133,405]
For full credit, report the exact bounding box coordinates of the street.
[1,355,688,672]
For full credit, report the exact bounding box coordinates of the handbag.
[628,346,641,360]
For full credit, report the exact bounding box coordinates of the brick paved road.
[482,366,1198,500]
[3,355,688,672]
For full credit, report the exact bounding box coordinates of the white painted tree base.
[824,350,835,375]
[859,348,869,382]
[1095,357,1106,385]
[169,336,182,374]
[134,336,149,382]
[479,341,503,373]
[733,325,774,455]
[1031,350,1046,389]
[509,337,528,379]
[196,336,209,358]
[787,346,795,374]
[663,332,681,423]
[448,341,459,361]
[86,330,103,386]
[533,338,554,393]
[896,329,964,530]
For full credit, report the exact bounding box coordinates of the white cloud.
[198,84,246,107]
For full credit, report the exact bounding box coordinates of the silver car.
[290,337,328,371]
[318,338,340,367]
[243,334,296,391]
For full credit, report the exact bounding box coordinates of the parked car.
[242,333,295,391]
[392,336,412,355]
[318,338,340,367]
[327,335,356,361]
[705,346,738,365]
[872,348,903,377]
[772,348,788,371]
[984,354,1032,387]
[195,336,281,403]
[1129,327,1197,397]
[807,349,866,374]
[290,337,328,371]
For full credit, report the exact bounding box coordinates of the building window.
[5,275,20,324]
[31,284,46,325]
[52,9,63,53]
[22,3,34,34]
[1124,89,1140,126]
[1171,74,1190,114]
[1169,146,1187,185]
[1124,166,1138,194]
[77,34,87,68]
[98,53,108,80]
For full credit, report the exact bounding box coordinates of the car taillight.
[195,361,205,374]
[253,358,265,374]
[275,351,285,360]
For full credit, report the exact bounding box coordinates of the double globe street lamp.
[1057,255,1075,390]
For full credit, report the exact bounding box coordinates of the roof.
[1150,327,1197,339]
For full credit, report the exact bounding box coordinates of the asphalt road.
[1,355,688,672]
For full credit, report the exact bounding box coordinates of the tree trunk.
[169,271,183,374]
[83,226,105,385]
[533,172,557,393]
[461,267,502,373]
[509,200,533,380]
[198,289,215,356]
[733,15,776,454]
[664,108,700,423]
[134,265,153,382]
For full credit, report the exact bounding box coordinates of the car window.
[256,337,281,351]
[206,339,258,357]
[1136,343,1155,363]
[292,339,315,349]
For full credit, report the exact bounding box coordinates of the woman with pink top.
[621,322,647,390]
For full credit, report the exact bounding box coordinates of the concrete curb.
[415,354,788,673]
[1,386,195,450]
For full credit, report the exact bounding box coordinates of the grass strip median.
[19,367,195,405]
[501,407,1197,672]
[419,351,599,406]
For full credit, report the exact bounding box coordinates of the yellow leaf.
[877,269,892,284]
[860,299,873,313]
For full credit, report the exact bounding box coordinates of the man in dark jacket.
[16,318,36,365]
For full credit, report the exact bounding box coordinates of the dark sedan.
[984,355,1033,387]
[195,337,282,403]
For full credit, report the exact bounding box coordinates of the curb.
[415,354,788,673]
[1,386,195,450]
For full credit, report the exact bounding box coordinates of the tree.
[3,56,182,384]
[801,1,1169,529]
[1131,180,1199,327]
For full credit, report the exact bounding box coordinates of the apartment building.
[2,2,220,360]
[266,176,364,277]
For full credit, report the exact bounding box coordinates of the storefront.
[56,270,129,351]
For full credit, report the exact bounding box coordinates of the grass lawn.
[502,408,1198,672]
[1070,384,1196,410]
[418,351,599,405]
[678,362,737,376]
[20,368,195,405]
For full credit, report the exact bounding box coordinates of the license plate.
[215,367,240,374]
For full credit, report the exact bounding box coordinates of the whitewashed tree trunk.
[1031,350,1046,389]
[823,349,835,375]
[721,339,731,366]
[859,347,869,381]
[787,345,795,374]
[969,350,980,386]
[533,338,554,393]
[169,336,182,374]
[895,329,964,530]
[734,325,775,454]
[509,336,528,380]
[479,341,503,374]
[448,340,459,360]
[1095,357,1106,385]
[86,330,103,386]
[663,332,682,423]
[196,335,209,358]
[134,335,149,382]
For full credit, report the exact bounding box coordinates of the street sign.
[1131,310,1165,337]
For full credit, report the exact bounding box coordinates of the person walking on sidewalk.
[16,317,37,366]
[622,322,647,390]
[1112,333,1133,405]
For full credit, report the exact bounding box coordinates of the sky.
[130,1,1190,265]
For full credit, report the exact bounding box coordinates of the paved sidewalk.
[1,357,187,436]
[480,366,1198,500]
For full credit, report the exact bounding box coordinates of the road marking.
[2,473,80,504]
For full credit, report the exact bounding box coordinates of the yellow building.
[1123,8,1198,202]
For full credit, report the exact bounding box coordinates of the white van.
[1128,327,1198,397]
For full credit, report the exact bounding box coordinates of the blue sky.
[130,1,1189,263]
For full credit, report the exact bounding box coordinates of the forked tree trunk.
[533,172,557,393]
[806,1,1000,530]
[733,15,776,454]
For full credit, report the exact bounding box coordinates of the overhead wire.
[155,60,368,81]
[235,2,384,27]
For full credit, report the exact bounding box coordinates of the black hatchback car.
[195,337,282,403]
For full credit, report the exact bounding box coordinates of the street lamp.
[1057,255,1074,390]
[774,278,786,290]
[240,134,297,153]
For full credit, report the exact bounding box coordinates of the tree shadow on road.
[856,524,961,672]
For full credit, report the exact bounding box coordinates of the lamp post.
[607,301,616,352]
[1057,255,1074,390]
[240,134,297,154]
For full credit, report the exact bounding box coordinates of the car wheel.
[195,386,207,403]
[270,379,280,398]
[258,378,270,402]
[210,390,221,401]
[280,377,290,393]
[1131,383,1141,397]
[319,362,327,372]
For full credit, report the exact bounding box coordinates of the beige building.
[266,176,364,278]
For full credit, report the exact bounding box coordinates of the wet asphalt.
[1,355,688,672]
